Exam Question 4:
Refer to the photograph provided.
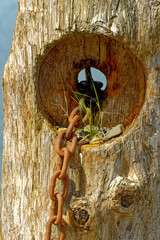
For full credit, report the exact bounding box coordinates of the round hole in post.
[37,33,145,129]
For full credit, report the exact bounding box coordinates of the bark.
[1,0,160,239]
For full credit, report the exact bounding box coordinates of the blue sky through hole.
[78,67,107,90]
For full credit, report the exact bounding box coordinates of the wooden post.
[2,0,160,239]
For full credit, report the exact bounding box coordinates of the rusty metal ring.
[69,133,77,154]
[55,131,77,157]
[57,156,63,171]
[69,106,90,125]
[69,106,80,122]
[66,115,80,140]
[82,107,90,123]
[46,216,66,240]
[49,170,69,202]
[58,148,70,180]
[55,131,66,157]
[50,201,57,217]
[54,193,64,225]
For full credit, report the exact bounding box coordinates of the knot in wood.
[121,195,134,208]
[73,208,90,225]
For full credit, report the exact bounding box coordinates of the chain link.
[46,105,89,240]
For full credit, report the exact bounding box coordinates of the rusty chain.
[46,105,90,240]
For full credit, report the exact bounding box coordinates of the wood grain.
[1,0,160,239]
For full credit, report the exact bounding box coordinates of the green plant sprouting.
[72,73,108,142]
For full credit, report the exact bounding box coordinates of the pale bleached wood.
[1,0,160,239]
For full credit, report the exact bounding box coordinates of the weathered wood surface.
[38,33,145,128]
[1,0,160,239]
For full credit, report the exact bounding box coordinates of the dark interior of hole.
[77,67,107,90]
[76,67,107,110]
